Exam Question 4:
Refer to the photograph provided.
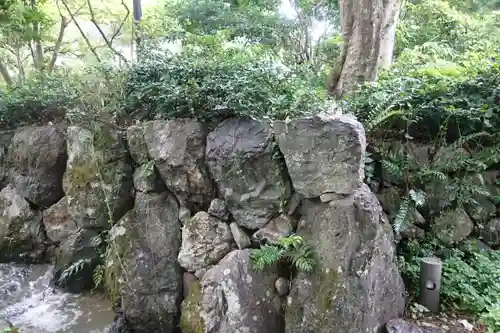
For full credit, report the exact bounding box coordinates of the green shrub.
[124,46,329,124]
[398,239,500,316]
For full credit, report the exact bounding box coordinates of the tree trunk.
[327,0,401,98]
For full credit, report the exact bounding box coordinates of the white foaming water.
[0,263,114,333]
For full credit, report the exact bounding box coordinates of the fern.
[250,234,317,274]
[93,264,105,288]
[393,197,413,235]
[382,159,405,181]
[58,258,92,283]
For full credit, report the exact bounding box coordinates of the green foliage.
[0,328,19,333]
[124,46,329,123]
[58,257,92,284]
[398,239,500,315]
[250,234,317,273]
[481,302,500,333]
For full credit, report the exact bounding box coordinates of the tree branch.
[86,0,129,65]
[48,15,69,73]
[0,61,14,87]
[61,0,102,64]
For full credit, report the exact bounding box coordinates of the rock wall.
[0,115,407,333]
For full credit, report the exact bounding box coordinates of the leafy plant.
[250,234,317,273]
[481,302,500,333]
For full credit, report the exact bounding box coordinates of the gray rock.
[386,318,443,333]
[133,164,167,193]
[0,318,13,330]
[0,130,14,189]
[229,222,251,249]
[8,125,67,207]
[63,124,134,230]
[0,184,46,262]
[200,250,284,333]
[178,206,191,225]
[55,228,100,292]
[274,114,365,198]
[178,212,233,272]
[144,120,214,209]
[183,272,198,299]
[433,208,473,244]
[126,124,149,165]
[105,191,181,333]
[275,277,290,296]
[286,192,302,215]
[319,192,345,203]
[251,214,295,244]
[285,185,405,333]
[464,196,496,223]
[206,118,291,230]
[42,197,78,242]
[480,218,500,247]
[208,198,230,221]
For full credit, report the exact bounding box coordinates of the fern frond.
[93,264,105,288]
[382,159,405,180]
[250,245,285,271]
[417,169,447,182]
[58,258,92,283]
[286,244,317,273]
[409,189,427,207]
[393,197,414,235]
[277,234,304,249]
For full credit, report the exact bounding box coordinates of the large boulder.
[0,130,14,189]
[177,211,233,273]
[42,197,78,243]
[432,208,473,244]
[199,250,284,333]
[133,164,167,193]
[274,114,365,198]
[8,125,67,207]
[105,191,182,333]
[480,218,500,247]
[206,118,292,230]
[0,184,46,262]
[54,228,100,292]
[285,185,405,333]
[144,120,214,209]
[63,123,134,230]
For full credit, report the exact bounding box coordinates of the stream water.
[0,263,115,333]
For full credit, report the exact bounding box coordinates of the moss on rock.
[180,279,205,333]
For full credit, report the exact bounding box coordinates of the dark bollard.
[418,257,442,313]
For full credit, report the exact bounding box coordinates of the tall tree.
[326,0,402,97]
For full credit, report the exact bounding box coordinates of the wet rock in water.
[432,208,473,244]
[0,184,46,262]
[200,249,283,333]
[105,191,181,333]
[251,214,295,245]
[63,123,134,230]
[206,118,291,230]
[229,222,251,249]
[385,318,443,333]
[8,124,67,207]
[274,114,365,197]
[208,198,230,221]
[144,119,214,209]
[132,164,167,193]
[285,185,405,333]
[42,197,78,243]
[0,130,14,190]
[54,228,101,292]
[177,211,233,272]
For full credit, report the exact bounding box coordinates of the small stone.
[275,277,290,296]
[208,198,230,221]
[251,214,295,244]
[319,192,345,203]
[230,222,251,249]
[457,319,473,332]
[179,207,191,225]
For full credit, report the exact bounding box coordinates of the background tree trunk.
[327,0,401,98]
